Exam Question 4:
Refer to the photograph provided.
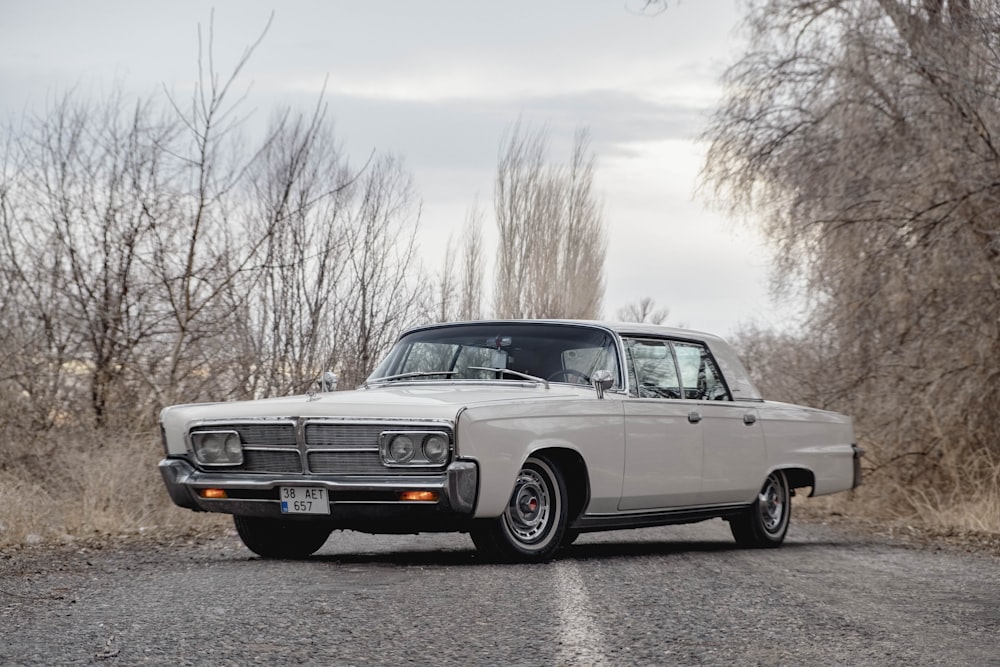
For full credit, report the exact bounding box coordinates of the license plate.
[279,486,330,515]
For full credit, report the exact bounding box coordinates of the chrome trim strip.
[571,502,751,533]
[195,497,444,506]
[583,501,749,518]
[240,445,303,452]
[186,416,456,428]
[302,446,379,453]
[187,475,448,491]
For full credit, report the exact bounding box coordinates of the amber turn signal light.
[199,488,228,499]
[400,490,438,502]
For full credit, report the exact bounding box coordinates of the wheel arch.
[776,466,816,496]
[526,447,591,526]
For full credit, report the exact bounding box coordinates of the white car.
[159,320,861,562]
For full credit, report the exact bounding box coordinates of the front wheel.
[470,455,568,562]
[729,470,791,548]
[233,516,332,559]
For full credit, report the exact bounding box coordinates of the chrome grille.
[305,423,386,449]
[189,420,451,475]
[242,449,302,473]
[231,424,296,446]
[308,450,412,475]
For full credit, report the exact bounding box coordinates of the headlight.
[388,434,416,463]
[422,434,449,463]
[191,430,243,466]
[380,430,451,466]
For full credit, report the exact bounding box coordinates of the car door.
[672,341,767,505]
[619,338,703,510]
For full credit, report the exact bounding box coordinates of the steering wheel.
[548,369,590,384]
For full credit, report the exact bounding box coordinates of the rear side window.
[624,337,730,401]
[674,341,730,401]
[625,339,681,399]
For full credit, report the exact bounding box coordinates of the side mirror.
[591,369,614,399]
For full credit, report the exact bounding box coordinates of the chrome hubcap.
[505,468,550,543]
[759,475,785,533]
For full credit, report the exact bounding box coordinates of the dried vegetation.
[709,1,1000,536]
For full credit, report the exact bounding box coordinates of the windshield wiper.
[468,366,549,388]
[365,370,458,387]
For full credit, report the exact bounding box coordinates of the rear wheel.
[471,455,568,562]
[233,516,332,559]
[729,470,790,548]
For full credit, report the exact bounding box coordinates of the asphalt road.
[1,519,997,666]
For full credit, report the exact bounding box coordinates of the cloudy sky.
[0,0,794,337]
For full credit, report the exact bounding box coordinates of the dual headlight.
[380,431,450,466]
[190,430,243,466]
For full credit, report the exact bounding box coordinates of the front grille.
[307,450,412,475]
[242,449,302,473]
[232,423,296,446]
[305,423,389,449]
[190,419,452,475]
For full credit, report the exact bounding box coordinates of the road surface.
[1,519,997,665]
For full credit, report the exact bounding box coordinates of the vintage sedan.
[159,320,861,562]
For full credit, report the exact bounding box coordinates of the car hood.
[161,382,590,431]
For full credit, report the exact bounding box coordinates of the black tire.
[470,455,568,563]
[729,470,791,548]
[233,515,332,559]
[561,528,581,548]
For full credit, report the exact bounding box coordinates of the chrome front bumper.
[159,457,479,528]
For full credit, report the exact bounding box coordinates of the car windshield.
[368,323,622,387]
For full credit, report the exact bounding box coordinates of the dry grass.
[796,447,1000,546]
[0,428,226,547]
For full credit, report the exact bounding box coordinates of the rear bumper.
[852,444,865,489]
[159,457,479,532]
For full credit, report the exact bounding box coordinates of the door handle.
[743,413,757,425]
[687,411,702,424]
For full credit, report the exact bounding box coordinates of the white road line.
[554,561,609,667]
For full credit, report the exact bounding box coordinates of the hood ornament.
[308,371,338,401]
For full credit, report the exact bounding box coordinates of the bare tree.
[458,201,485,321]
[336,154,424,389]
[616,297,669,325]
[0,129,79,434]
[0,91,182,429]
[140,13,287,407]
[432,235,459,323]
[235,106,354,397]
[0,11,430,426]
[493,123,606,319]
[432,200,487,323]
[703,0,1000,505]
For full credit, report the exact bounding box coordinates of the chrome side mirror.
[592,369,614,399]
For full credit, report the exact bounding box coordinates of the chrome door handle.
[743,413,757,425]
[687,411,702,424]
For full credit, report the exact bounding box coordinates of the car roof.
[401,319,723,344]
[397,319,762,401]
